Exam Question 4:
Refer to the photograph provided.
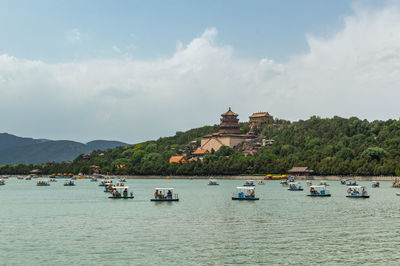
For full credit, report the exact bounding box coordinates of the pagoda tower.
[219,107,241,134]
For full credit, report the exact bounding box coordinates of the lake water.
[0,178,399,265]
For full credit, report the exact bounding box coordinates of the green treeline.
[2,116,400,176]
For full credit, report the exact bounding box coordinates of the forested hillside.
[2,116,400,176]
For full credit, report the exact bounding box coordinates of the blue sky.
[0,0,357,62]
[0,0,398,143]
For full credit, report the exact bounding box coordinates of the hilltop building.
[200,107,254,152]
[169,156,188,164]
[249,112,273,133]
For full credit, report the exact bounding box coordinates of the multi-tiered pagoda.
[198,107,253,153]
[219,107,241,134]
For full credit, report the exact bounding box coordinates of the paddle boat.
[258,181,265,185]
[346,180,358,186]
[288,182,303,191]
[319,181,329,186]
[25,176,32,180]
[2,176,8,179]
[71,176,77,180]
[306,181,312,186]
[346,186,369,198]
[119,177,127,182]
[37,179,50,186]
[99,179,112,187]
[17,176,24,180]
[372,181,380,188]
[50,178,57,182]
[151,188,179,201]
[243,180,255,187]
[108,186,134,199]
[392,178,400,188]
[208,178,219,185]
[0,179,5,185]
[90,177,98,182]
[280,179,289,187]
[396,193,400,196]
[232,187,259,200]
[340,179,346,185]
[64,180,75,186]
[308,185,331,197]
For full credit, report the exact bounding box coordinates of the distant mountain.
[0,133,128,165]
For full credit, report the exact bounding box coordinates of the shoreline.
[5,174,398,181]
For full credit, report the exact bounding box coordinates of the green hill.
[3,116,400,176]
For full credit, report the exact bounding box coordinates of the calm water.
[0,178,399,265]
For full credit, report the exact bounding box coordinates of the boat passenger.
[154,190,159,199]
[250,189,255,198]
[123,189,128,197]
[167,190,172,199]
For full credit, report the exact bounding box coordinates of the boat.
[104,183,115,192]
[71,176,77,180]
[0,179,5,185]
[288,182,304,191]
[346,180,358,186]
[119,177,127,182]
[346,186,369,198]
[319,181,329,186]
[64,180,75,186]
[264,174,288,180]
[280,179,289,187]
[108,186,134,199]
[232,187,259,200]
[340,179,346,185]
[37,179,50,186]
[151,188,179,201]
[372,181,380,188]
[17,176,24,180]
[307,185,331,197]
[396,193,400,196]
[49,178,57,182]
[306,181,312,186]
[208,178,219,185]
[99,179,112,187]
[25,176,32,180]
[243,180,255,187]
[90,177,98,182]
[258,181,265,185]
[392,178,400,188]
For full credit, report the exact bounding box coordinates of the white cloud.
[2,5,400,143]
[65,28,81,43]
[112,45,121,53]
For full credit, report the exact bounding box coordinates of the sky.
[0,0,398,143]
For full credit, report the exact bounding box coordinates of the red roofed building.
[169,156,188,164]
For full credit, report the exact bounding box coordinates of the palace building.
[199,107,254,152]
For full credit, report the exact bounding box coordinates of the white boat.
[208,178,219,185]
[37,179,50,186]
[0,179,5,185]
[99,179,112,187]
[232,187,259,200]
[288,182,303,191]
[151,188,179,201]
[308,185,331,197]
[319,181,329,186]
[372,181,380,188]
[109,186,134,199]
[346,186,369,198]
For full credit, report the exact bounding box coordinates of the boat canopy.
[155,188,174,190]
[236,187,255,190]
[309,185,327,189]
[348,186,365,189]
[113,186,128,189]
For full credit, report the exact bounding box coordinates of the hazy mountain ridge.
[0,133,128,164]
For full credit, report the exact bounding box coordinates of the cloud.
[1,4,400,143]
[112,45,121,53]
[65,28,81,43]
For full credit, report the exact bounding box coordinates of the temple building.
[249,112,273,133]
[199,107,253,152]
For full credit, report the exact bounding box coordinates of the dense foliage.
[2,116,400,176]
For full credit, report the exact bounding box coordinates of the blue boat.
[346,180,358,186]
[288,182,303,191]
[372,181,380,188]
[243,180,255,187]
[232,187,259,200]
[346,186,369,198]
[64,180,75,186]
[307,185,331,197]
